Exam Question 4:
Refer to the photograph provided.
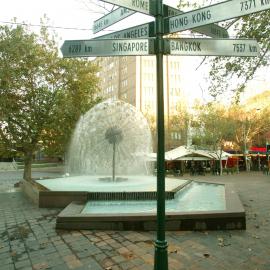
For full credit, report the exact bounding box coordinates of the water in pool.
[81,181,226,214]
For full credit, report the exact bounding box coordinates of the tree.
[193,103,237,175]
[228,104,270,170]
[168,103,190,149]
[0,23,100,181]
[175,0,270,102]
[208,10,270,102]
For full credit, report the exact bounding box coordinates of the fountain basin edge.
[55,183,246,231]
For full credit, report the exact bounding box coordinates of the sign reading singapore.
[61,39,155,57]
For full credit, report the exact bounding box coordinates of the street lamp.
[243,117,249,171]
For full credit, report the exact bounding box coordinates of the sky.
[1,0,270,105]
[0,0,178,41]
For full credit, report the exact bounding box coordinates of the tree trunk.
[23,151,33,181]
[219,158,223,176]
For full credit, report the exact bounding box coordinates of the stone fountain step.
[55,183,246,231]
[87,191,172,201]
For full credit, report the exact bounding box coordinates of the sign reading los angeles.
[165,38,259,56]
[99,0,155,15]
[94,22,154,40]
[165,0,270,34]
[61,39,155,57]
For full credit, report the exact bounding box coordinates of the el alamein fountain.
[67,100,153,180]
[34,100,246,231]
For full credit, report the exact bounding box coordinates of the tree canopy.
[208,10,270,102]
[0,23,100,180]
[176,0,270,102]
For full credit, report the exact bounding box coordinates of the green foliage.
[176,0,270,102]
[192,103,237,151]
[208,10,270,102]
[0,22,100,179]
[228,104,270,151]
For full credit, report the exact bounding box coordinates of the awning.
[148,146,231,161]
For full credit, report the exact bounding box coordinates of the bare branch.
[196,56,206,71]
[244,46,269,84]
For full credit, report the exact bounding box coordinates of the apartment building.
[94,55,187,150]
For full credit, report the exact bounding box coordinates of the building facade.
[94,55,187,150]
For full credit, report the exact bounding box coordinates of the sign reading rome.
[165,0,270,34]
[60,39,155,57]
[99,0,154,15]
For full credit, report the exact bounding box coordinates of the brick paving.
[0,170,270,269]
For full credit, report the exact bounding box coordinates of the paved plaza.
[0,169,270,270]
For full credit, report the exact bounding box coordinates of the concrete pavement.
[0,170,270,269]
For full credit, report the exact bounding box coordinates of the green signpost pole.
[154,0,168,269]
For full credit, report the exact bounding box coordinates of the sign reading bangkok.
[165,0,270,33]
[164,38,260,57]
[60,39,155,57]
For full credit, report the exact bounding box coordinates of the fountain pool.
[32,100,246,231]
[35,176,245,231]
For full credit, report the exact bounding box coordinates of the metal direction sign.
[94,22,155,39]
[99,0,154,15]
[93,7,135,34]
[164,38,260,57]
[165,0,270,34]
[163,4,229,38]
[61,39,155,57]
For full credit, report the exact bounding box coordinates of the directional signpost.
[61,0,270,269]
[94,22,155,39]
[94,5,229,40]
[93,7,135,33]
[61,39,155,57]
[163,4,229,38]
[165,38,259,56]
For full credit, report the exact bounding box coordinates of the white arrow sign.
[163,4,229,38]
[61,39,155,57]
[93,7,135,34]
[98,0,154,15]
[164,38,260,57]
[165,0,270,34]
[94,22,154,39]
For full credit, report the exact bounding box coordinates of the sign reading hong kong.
[60,39,155,57]
[165,0,270,33]
[163,4,229,38]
